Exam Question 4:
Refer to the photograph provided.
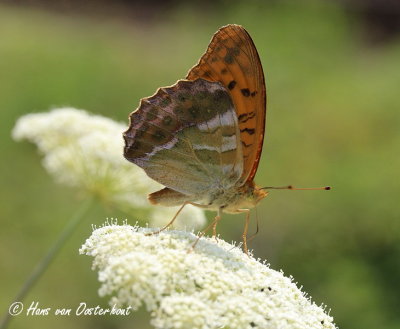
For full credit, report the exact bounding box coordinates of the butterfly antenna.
[262,185,331,191]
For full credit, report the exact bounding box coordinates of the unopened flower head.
[80,223,336,329]
[12,107,206,229]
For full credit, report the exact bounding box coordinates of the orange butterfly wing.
[186,24,266,184]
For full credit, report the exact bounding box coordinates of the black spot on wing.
[242,112,256,123]
[223,46,241,65]
[203,70,212,78]
[237,111,256,124]
[241,88,251,97]
[224,54,234,64]
[237,113,247,122]
[240,127,256,135]
[231,46,240,56]
[228,80,237,90]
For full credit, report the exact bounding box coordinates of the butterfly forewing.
[186,24,266,184]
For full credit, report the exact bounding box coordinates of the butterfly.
[123,24,329,254]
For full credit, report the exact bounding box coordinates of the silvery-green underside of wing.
[123,78,244,203]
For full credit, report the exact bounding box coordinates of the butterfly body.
[148,180,268,214]
[198,181,268,214]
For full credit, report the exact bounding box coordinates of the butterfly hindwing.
[187,24,266,184]
[123,78,243,199]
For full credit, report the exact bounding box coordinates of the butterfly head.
[253,184,269,204]
[227,181,268,212]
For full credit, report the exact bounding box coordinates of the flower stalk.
[0,197,94,329]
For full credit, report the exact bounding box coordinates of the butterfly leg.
[212,208,222,241]
[145,202,189,236]
[238,209,251,255]
[191,209,222,250]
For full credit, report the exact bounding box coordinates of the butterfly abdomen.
[148,187,194,206]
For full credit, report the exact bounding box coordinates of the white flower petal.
[80,223,336,329]
[12,108,206,230]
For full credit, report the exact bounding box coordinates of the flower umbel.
[12,108,206,229]
[80,223,336,329]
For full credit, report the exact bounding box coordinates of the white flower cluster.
[12,108,205,230]
[80,223,336,329]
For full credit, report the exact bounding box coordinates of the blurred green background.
[1,0,400,328]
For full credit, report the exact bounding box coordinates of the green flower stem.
[0,197,95,329]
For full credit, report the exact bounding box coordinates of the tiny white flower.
[12,108,206,230]
[80,223,336,329]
